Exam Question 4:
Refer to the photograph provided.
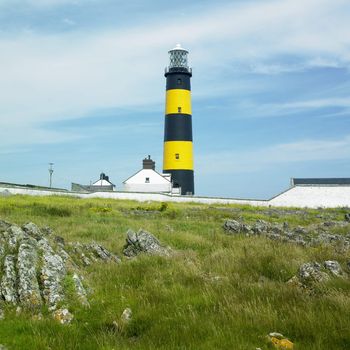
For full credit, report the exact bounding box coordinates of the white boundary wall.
[269,185,350,208]
[0,185,349,208]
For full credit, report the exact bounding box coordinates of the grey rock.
[37,237,55,254]
[54,235,65,246]
[252,219,270,235]
[0,219,123,321]
[266,233,282,241]
[87,242,121,263]
[41,226,53,236]
[121,307,132,322]
[238,222,252,234]
[286,275,304,288]
[22,222,43,240]
[72,273,89,307]
[40,247,66,311]
[293,226,307,235]
[57,248,71,264]
[223,220,252,235]
[70,242,95,265]
[298,262,329,284]
[289,235,307,246]
[124,229,172,257]
[0,242,5,261]
[1,255,18,304]
[222,218,350,251]
[53,308,74,324]
[345,213,350,222]
[271,223,284,235]
[80,253,92,266]
[310,233,350,251]
[323,221,337,227]
[324,260,343,276]
[17,238,42,307]
[7,225,26,250]
[223,219,240,234]
[268,332,285,339]
[0,220,11,232]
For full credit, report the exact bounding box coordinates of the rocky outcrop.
[1,255,17,304]
[123,229,172,257]
[287,260,346,289]
[40,241,66,311]
[17,238,42,307]
[72,273,89,307]
[53,308,74,324]
[68,241,121,267]
[0,219,120,322]
[298,262,329,284]
[324,260,343,276]
[223,219,350,249]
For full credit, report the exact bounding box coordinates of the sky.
[0,0,350,199]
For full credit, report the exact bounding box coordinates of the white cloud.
[197,135,350,175]
[247,97,350,119]
[0,0,350,146]
[0,0,90,7]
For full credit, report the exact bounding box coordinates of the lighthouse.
[163,44,194,195]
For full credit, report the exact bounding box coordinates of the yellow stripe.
[165,89,192,115]
[163,141,194,170]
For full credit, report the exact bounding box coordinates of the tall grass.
[0,195,349,349]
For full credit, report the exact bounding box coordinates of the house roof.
[122,168,171,184]
[92,179,115,186]
[292,178,350,186]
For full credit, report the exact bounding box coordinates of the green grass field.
[0,195,349,349]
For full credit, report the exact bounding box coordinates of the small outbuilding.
[71,173,115,193]
[123,156,178,194]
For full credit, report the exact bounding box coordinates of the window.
[178,107,182,113]
[145,177,150,183]
[177,78,182,85]
[175,153,180,160]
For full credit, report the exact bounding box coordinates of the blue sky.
[0,0,350,199]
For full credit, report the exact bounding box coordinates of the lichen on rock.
[0,218,120,322]
[123,229,172,257]
[53,308,74,324]
[17,237,42,307]
[1,255,18,304]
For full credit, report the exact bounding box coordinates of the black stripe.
[165,67,192,77]
[166,73,191,91]
[164,114,192,141]
[163,170,194,195]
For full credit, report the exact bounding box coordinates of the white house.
[91,173,115,190]
[123,156,178,194]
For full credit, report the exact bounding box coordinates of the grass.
[0,195,349,349]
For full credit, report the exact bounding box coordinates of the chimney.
[143,155,155,170]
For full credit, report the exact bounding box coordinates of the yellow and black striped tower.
[163,44,194,195]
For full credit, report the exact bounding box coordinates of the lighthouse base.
[164,169,194,195]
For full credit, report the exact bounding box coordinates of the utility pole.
[49,163,54,188]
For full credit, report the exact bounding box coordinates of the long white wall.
[269,185,350,208]
[0,185,349,208]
